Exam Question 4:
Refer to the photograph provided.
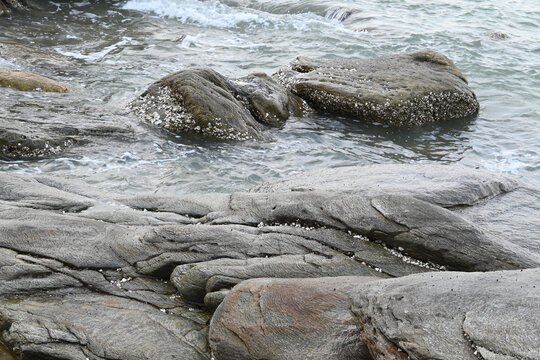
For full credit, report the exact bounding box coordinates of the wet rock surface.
[274,50,479,126]
[0,96,134,160]
[130,68,306,141]
[0,164,538,359]
[0,69,67,92]
[0,0,29,15]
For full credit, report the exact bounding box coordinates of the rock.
[210,269,540,360]
[0,69,68,92]
[231,73,307,128]
[0,294,211,360]
[487,31,509,40]
[0,97,133,160]
[274,50,479,126]
[209,277,378,360]
[0,0,29,15]
[350,268,540,360]
[0,164,539,359]
[130,67,306,141]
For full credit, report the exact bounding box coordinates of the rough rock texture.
[210,269,539,360]
[0,0,29,15]
[209,277,378,360]
[130,68,306,141]
[0,69,68,92]
[351,268,540,360]
[0,97,133,160]
[0,164,538,359]
[274,50,479,126]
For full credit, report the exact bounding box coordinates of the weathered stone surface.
[210,269,539,360]
[274,50,479,126]
[0,164,539,359]
[0,0,29,15]
[0,97,133,160]
[0,69,68,92]
[231,73,307,128]
[209,277,378,360]
[350,268,540,360]
[131,68,306,141]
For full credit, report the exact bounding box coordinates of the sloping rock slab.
[351,268,540,360]
[130,68,306,141]
[274,50,479,126]
[209,277,378,360]
[0,294,210,360]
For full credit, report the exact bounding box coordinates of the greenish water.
[0,0,539,193]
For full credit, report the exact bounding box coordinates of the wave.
[121,0,347,31]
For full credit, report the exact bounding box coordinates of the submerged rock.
[131,68,306,141]
[275,50,479,126]
[0,69,68,92]
[210,269,540,360]
[0,97,133,160]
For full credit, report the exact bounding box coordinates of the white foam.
[54,37,132,62]
[121,0,336,31]
[122,0,264,28]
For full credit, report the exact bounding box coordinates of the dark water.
[1,0,539,193]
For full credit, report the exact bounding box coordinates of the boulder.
[0,69,68,92]
[209,277,378,360]
[131,68,306,141]
[209,269,540,360]
[274,50,479,126]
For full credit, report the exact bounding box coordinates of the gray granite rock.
[350,268,540,360]
[209,269,539,360]
[0,164,538,359]
[274,50,479,126]
[209,277,378,360]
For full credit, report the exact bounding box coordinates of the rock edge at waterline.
[274,49,479,126]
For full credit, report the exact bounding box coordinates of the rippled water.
[1,0,539,193]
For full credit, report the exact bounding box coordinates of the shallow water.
[0,0,539,193]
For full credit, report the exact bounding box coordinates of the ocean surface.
[0,0,539,194]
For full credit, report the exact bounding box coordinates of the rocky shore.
[0,164,538,359]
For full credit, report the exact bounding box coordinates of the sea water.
[0,0,539,194]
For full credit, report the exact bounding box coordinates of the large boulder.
[274,50,479,126]
[209,269,540,360]
[130,68,307,141]
[0,69,68,92]
[209,277,378,360]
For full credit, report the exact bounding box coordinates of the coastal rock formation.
[130,68,307,141]
[0,164,538,359]
[209,277,378,360]
[0,96,133,160]
[0,0,29,15]
[0,69,68,92]
[209,269,540,360]
[274,50,479,126]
